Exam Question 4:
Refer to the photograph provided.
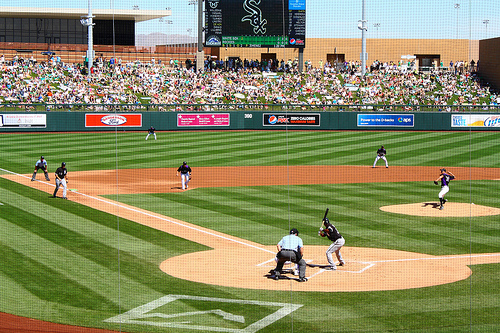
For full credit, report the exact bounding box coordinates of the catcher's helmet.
[290,228,299,235]
[62,162,66,167]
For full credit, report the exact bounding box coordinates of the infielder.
[434,168,456,210]
[373,145,388,168]
[53,162,68,199]
[176,161,191,190]
[272,228,307,282]
[145,126,156,140]
[319,218,345,270]
[32,156,50,181]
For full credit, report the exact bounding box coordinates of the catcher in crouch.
[319,218,345,270]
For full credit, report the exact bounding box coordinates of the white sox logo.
[208,0,219,9]
[242,0,267,34]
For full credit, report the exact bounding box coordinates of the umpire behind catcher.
[272,228,307,282]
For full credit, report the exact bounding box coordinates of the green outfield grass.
[0,131,499,332]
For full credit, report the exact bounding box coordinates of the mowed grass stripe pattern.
[1,131,499,173]
[0,177,212,323]
[113,180,500,256]
[0,130,499,333]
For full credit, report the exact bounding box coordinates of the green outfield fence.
[1,109,500,132]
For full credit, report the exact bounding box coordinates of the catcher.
[319,218,345,270]
[373,145,388,168]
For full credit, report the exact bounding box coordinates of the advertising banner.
[85,114,142,127]
[358,114,414,127]
[263,113,320,126]
[177,113,230,127]
[451,114,500,127]
[0,114,46,128]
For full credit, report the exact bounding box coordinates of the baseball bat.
[321,208,329,227]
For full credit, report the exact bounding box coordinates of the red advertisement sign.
[177,113,230,127]
[85,114,142,127]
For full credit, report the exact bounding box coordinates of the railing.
[0,103,499,113]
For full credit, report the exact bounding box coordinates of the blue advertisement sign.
[289,0,306,10]
[358,114,414,127]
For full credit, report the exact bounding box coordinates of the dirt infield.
[2,165,500,331]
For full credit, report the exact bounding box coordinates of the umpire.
[272,228,307,282]
[31,156,50,181]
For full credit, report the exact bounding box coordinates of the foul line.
[1,168,275,255]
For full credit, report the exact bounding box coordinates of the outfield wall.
[1,111,499,132]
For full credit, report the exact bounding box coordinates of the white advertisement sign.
[0,114,47,128]
[451,114,500,127]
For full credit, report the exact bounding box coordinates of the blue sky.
[7,0,499,40]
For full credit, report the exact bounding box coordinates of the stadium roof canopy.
[0,7,171,22]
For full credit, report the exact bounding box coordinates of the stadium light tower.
[373,23,380,39]
[483,19,489,39]
[358,0,368,76]
[80,0,95,77]
[454,4,460,39]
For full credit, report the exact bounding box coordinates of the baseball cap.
[290,228,299,235]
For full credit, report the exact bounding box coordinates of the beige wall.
[218,38,478,68]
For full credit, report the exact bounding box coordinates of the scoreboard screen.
[205,0,305,48]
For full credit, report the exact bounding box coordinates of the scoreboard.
[205,0,305,48]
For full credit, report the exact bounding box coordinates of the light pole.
[358,0,368,76]
[80,0,94,77]
[373,23,380,39]
[187,28,193,54]
[483,19,489,39]
[454,4,460,39]
[165,19,173,56]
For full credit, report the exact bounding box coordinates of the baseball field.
[0,130,499,332]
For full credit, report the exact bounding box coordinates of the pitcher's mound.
[380,202,500,217]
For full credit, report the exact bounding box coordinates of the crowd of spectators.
[0,53,497,110]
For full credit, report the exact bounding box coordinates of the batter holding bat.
[318,208,345,270]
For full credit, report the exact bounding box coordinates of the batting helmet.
[323,218,330,224]
[41,156,44,159]
[62,162,66,167]
[183,161,187,165]
[290,228,299,235]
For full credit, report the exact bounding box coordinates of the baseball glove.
[434,180,439,185]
